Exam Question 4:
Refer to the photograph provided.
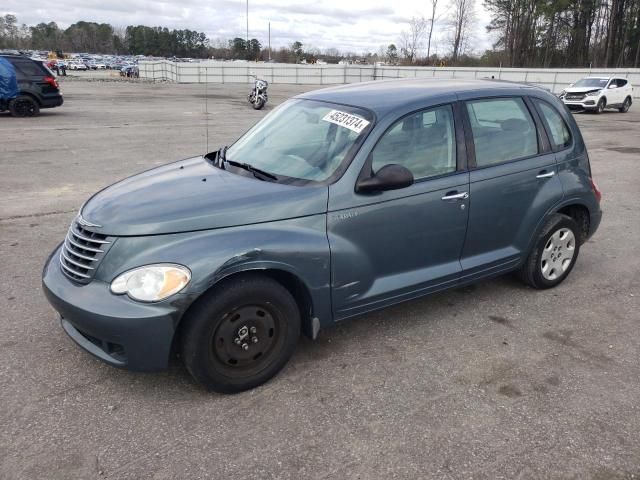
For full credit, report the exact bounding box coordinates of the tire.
[518,214,581,290]
[9,95,40,118]
[253,97,265,110]
[619,97,632,113]
[180,274,300,393]
[595,97,606,114]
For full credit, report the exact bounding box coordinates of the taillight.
[43,76,59,89]
[590,177,602,202]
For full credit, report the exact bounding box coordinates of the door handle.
[441,191,469,201]
[536,170,555,179]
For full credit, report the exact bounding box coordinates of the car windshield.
[226,99,373,184]
[573,78,608,88]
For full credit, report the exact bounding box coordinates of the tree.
[399,16,427,63]
[449,0,475,64]
[386,44,399,64]
[248,38,261,60]
[426,0,439,62]
[229,37,247,59]
[291,41,303,62]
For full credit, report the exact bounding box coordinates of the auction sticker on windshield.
[322,110,370,133]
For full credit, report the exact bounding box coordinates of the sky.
[2,0,496,55]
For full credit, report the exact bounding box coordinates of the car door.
[328,103,470,320]
[615,78,631,104]
[459,95,563,280]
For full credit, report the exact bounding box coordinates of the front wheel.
[180,274,300,393]
[595,98,606,114]
[518,214,581,289]
[253,97,265,110]
[9,95,40,117]
[619,97,632,113]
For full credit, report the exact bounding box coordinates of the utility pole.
[268,22,271,61]
[246,0,249,46]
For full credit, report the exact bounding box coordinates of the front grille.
[565,94,586,101]
[59,221,113,283]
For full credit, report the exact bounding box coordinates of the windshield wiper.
[224,159,279,181]
[204,146,228,169]
[207,146,278,181]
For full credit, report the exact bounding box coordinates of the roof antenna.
[205,66,210,153]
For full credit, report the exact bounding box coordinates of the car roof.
[298,77,543,117]
[0,54,29,59]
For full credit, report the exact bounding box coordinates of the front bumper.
[42,245,191,371]
[561,97,599,110]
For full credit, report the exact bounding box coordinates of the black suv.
[0,54,63,117]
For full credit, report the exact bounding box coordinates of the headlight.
[110,264,191,302]
[586,90,602,96]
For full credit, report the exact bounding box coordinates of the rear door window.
[534,100,571,150]
[466,97,538,167]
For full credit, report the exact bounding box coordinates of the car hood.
[564,86,604,94]
[80,156,328,236]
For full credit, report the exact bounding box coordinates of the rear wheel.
[9,95,39,117]
[619,97,632,113]
[518,214,581,289]
[181,274,300,393]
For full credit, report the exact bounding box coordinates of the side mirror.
[608,84,617,89]
[356,164,414,193]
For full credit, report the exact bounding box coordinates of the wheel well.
[557,204,590,243]
[17,91,42,106]
[174,269,315,352]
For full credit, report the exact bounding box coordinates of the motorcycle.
[247,74,268,110]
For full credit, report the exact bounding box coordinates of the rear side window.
[11,59,47,77]
[615,79,628,88]
[466,97,538,167]
[534,100,572,150]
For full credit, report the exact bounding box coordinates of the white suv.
[560,76,633,113]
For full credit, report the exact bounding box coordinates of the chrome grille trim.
[61,249,95,270]
[66,233,104,253]
[59,219,114,283]
[59,252,91,279]
[71,231,111,244]
[63,239,98,261]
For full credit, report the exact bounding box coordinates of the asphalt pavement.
[1,79,639,479]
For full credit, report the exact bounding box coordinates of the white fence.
[138,60,640,97]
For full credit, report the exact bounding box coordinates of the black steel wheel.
[210,304,284,377]
[9,95,40,117]
[181,274,300,393]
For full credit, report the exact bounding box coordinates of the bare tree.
[426,0,439,62]
[449,0,475,64]
[399,16,427,63]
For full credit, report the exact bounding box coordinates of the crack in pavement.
[0,209,76,222]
